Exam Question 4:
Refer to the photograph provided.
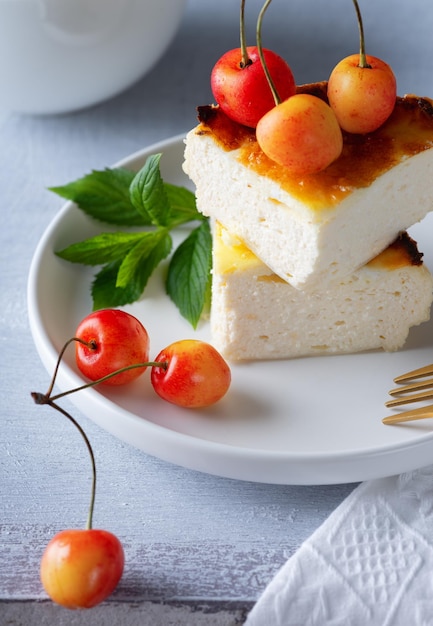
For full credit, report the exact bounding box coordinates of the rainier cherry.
[32,342,125,609]
[151,339,231,408]
[211,46,296,128]
[75,308,150,386]
[68,310,232,407]
[210,0,295,128]
[253,0,342,174]
[40,529,124,609]
[256,93,343,175]
[327,0,396,134]
[32,316,232,604]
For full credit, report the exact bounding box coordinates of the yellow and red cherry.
[40,529,124,609]
[72,310,231,407]
[327,54,396,134]
[75,309,150,386]
[151,339,231,408]
[256,93,343,175]
[34,319,232,608]
[327,0,397,134]
[211,46,296,128]
[32,329,126,610]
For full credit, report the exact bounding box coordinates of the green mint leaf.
[129,154,170,226]
[90,231,172,310]
[166,220,212,328]
[55,232,147,265]
[164,183,202,227]
[91,260,144,309]
[50,153,211,326]
[49,168,150,226]
[116,229,171,288]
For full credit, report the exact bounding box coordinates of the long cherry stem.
[44,336,167,402]
[256,0,280,105]
[352,0,371,69]
[44,337,81,398]
[49,360,165,402]
[32,394,97,531]
[239,0,251,68]
[31,336,167,531]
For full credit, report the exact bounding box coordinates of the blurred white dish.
[0,0,187,114]
[27,135,433,485]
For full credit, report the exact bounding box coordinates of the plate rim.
[27,134,433,485]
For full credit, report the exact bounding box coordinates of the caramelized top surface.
[196,82,433,210]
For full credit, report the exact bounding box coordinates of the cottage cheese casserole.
[184,82,433,291]
[211,223,433,361]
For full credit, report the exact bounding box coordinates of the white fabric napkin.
[246,465,433,625]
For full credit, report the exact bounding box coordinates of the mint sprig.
[166,220,212,327]
[53,154,211,328]
[49,168,145,226]
[129,153,171,226]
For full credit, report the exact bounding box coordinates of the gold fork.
[383,363,433,425]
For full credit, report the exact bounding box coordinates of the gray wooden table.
[2,1,432,624]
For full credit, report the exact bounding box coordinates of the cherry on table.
[32,341,126,609]
[40,529,124,609]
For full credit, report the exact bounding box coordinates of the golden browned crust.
[196,104,254,150]
[295,81,329,100]
[388,232,423,265]
[280,81,433,130]
[368,231,424,270]
[194,82,433,207]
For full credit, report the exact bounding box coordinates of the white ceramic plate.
[27,135,433,485]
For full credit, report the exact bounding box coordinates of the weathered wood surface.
[2,0,432,623]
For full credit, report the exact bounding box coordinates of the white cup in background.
[0,0,187,114]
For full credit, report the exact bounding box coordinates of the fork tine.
[386,389,433,407]
[393,363,433,383]
[389,378,433,396]
[384,364,433,425]
[383,404,433,424]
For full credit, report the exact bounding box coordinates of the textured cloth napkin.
[246,465,433,625]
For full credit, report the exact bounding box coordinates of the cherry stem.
[44,337,81,398]
[352,0,371,69]
[49,360,166,403]
[32,394,97,531]
[31,336,168,531]
[43,336,167,402]
[256,0,280,105]
[239,0,251,68]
